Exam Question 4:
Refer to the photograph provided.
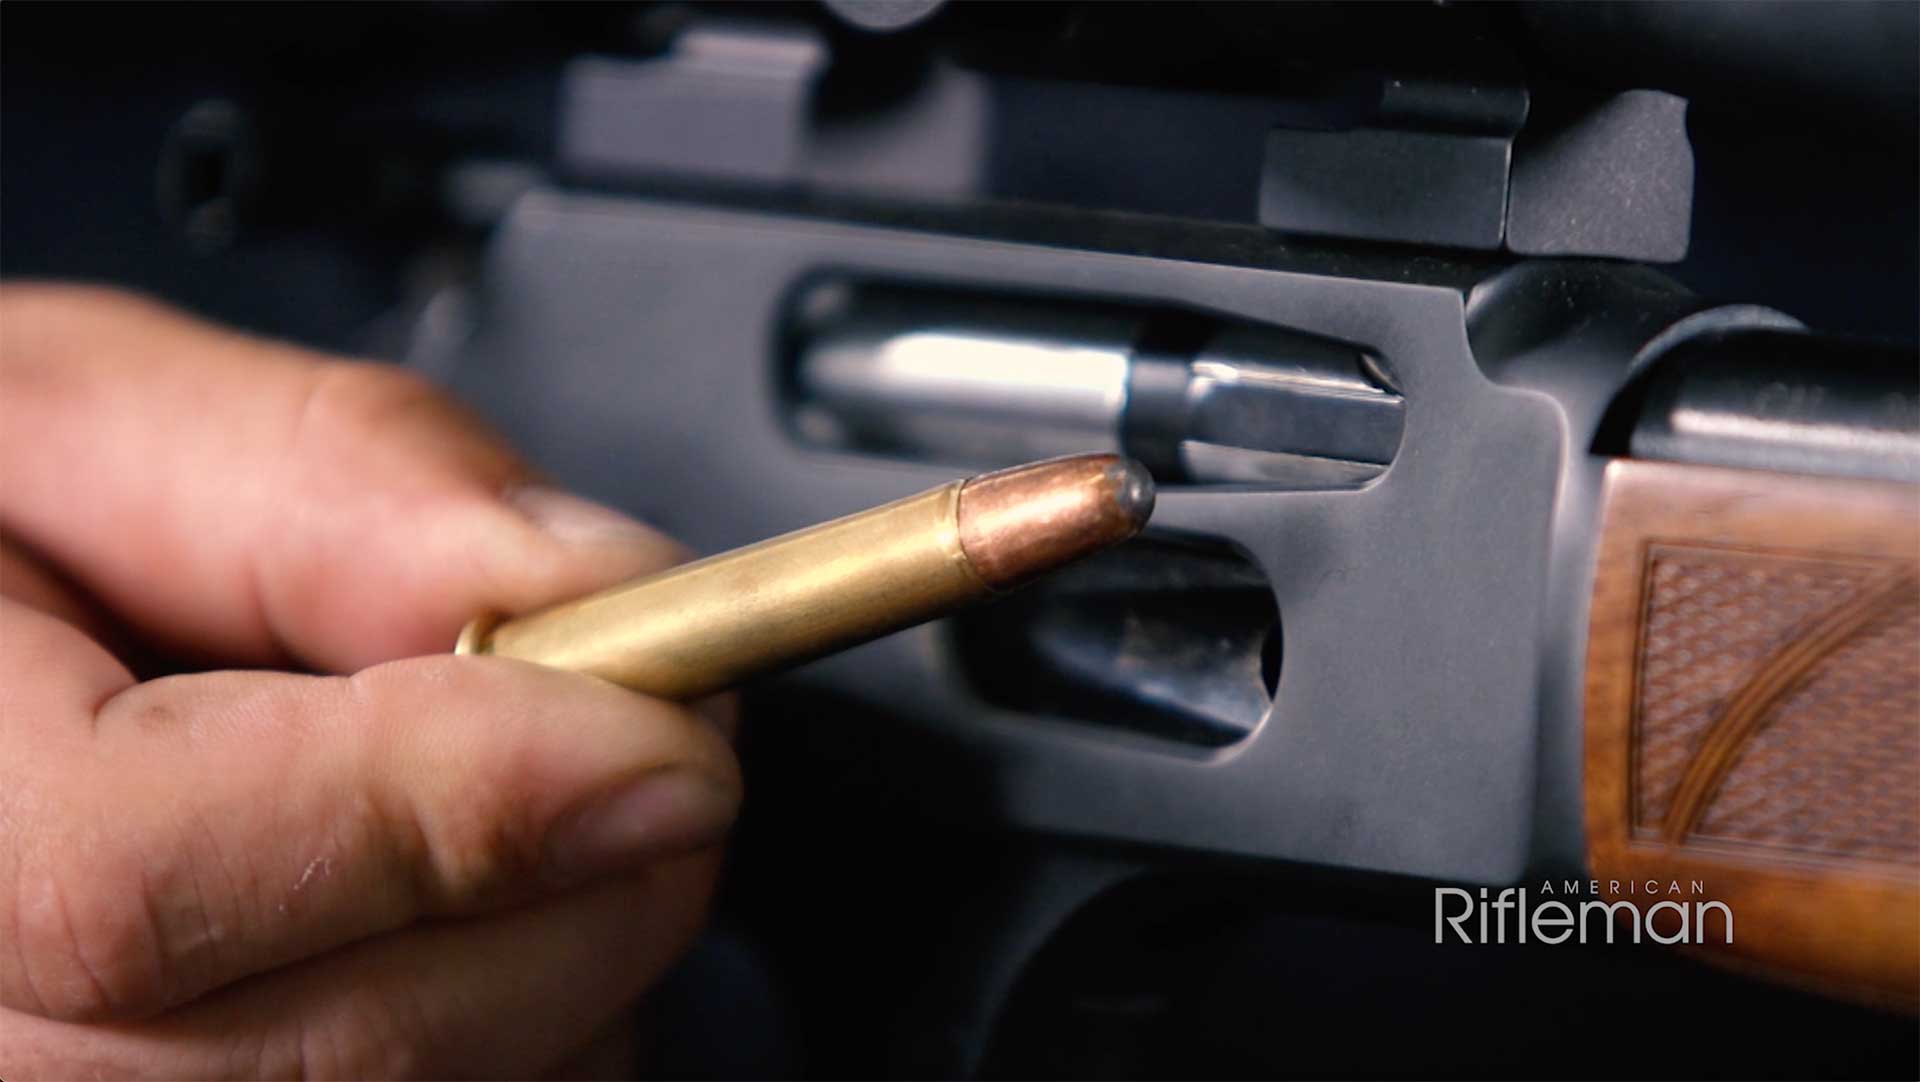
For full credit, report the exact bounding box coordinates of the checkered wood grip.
[1585,459,1920,1009]
[1633,547,1919,864]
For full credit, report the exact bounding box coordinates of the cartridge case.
[456,454,1153,700]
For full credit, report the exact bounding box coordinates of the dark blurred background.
[5,2,1916,354]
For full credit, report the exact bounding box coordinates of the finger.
[0,598,135,741]
[0,283,685,673]
[0,537,116,644]
[540,1013,643,1081]
[0,651,740,1024]
[0,852,721,1080]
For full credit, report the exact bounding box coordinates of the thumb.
[1,640,740,1024]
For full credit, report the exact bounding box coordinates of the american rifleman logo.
[1435,880,1733,945]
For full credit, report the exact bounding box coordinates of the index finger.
[0,284,678,671]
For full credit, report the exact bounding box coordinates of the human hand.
[0,285,741,1078]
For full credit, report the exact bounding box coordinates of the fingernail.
[546,770,737,880]
[507,485,659,545]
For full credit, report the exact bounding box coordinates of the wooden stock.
[1584,459,1920,1009]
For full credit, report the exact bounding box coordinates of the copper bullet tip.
[955,453,1156,591]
